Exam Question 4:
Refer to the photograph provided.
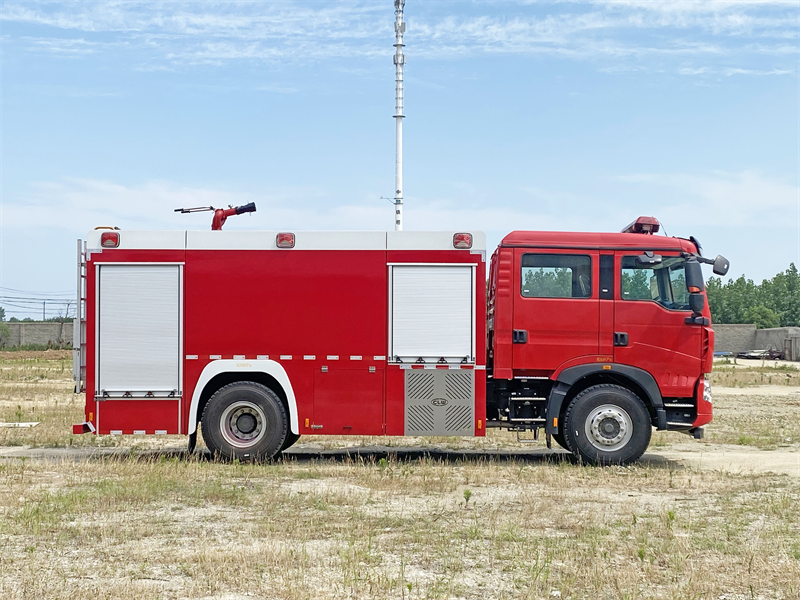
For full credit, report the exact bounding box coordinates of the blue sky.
[1,0,798,319]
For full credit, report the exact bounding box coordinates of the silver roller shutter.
[391,265,474,362]
[98,265,181,394]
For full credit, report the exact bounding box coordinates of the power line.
[0,286,74,296]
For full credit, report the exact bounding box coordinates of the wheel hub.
[585,405,633,451]
[237,413,257,435]
[220,401,266,448]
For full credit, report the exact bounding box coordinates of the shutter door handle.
[513,330,528,344]
[614,332,629,347]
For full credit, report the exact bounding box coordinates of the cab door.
[512,250,600,372]
[613,252,701,398]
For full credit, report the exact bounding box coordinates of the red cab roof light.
[453,233,473,249]
[100,232,120,248]
[621,216,660,235]
[276,233,295,248]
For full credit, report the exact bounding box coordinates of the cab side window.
[621,255,690,310]
[521,254,592,299]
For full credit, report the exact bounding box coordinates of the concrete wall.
[713,324,757,354]
[0,322,73,347]
[754,327,800,352]
[786,337,800,362]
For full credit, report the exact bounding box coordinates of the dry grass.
[1,353,799,599]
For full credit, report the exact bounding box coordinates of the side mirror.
[684,259,705,292]
[712,255,729,276]
[689,293,705,314]
[636,252,662,265]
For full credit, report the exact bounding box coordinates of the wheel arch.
[546,364,666,433]
[187,360,299,435]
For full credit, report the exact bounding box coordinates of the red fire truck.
[72,215,728,465]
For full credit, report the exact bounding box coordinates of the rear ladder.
[73,239,87,393]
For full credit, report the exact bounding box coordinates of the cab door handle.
[513,330,528,344]
[614,332,629,347]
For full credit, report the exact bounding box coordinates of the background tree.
[707,263,799,327]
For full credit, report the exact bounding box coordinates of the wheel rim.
[584,404,633,452]
[219,401,267,449]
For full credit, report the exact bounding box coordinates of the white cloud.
[1,0,796,71]
[615,170,799,228]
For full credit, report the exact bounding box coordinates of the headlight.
[702,375,712,405]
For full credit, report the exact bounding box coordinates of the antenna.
[393,0,406,231]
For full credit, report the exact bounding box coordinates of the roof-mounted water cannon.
[622,216,660,235]
[174,203,257,231]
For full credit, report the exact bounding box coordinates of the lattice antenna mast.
[393,0,406,231]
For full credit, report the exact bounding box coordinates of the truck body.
[73,219,721,464]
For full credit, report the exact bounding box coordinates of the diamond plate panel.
[404,369,474,436]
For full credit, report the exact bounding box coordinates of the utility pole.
[393,0,406,231]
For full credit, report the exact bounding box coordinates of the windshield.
[621,256,690,311]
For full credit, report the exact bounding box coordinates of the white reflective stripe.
[155,430,167,435]
[350,355,362,360]
[233,355,245,360]
[86,230,185,251]
[110,430,122,435]
[89,229,487,251]
[475,365,486,370]
[186,355,198,360]
[210,355,221,360]
[374,355,386,360]
[133,430,146,435]
[387,231,486,251]
[304,355,315,360]
[257,355,269,360]
[187,359,299,435]
[326,355,339,360]
[280,355,292,360]
[187,230,387,251]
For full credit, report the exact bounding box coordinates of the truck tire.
[563,384,651,465]
[280,432,300,453]
[201,381,288,461]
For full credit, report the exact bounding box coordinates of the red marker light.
[276,233,295,248]
[453,233,472,249]
[100,232,120,248]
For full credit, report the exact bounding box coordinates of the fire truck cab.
[73,217,728,465]
[486,218,727,464]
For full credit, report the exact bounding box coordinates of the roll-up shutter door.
[391,265,474,362]
[98,265,181,394]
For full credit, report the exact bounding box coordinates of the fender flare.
[545,363,665,434]
[187,360,299,435]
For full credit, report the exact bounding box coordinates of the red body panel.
[97,400,179,435]
[313,369,384,434]
[512,248,600,371]
[81,242,486,438]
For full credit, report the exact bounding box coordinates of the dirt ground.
[1,354,799,599]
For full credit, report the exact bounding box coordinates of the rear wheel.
[201,381,288,461]
[563,384,651,465]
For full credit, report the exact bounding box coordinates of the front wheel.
[563,384,651,465]
[201,381,288,461]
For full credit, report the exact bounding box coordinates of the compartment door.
[97,264,182,394]
[312,369,384,435]
[390,265,475,363]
